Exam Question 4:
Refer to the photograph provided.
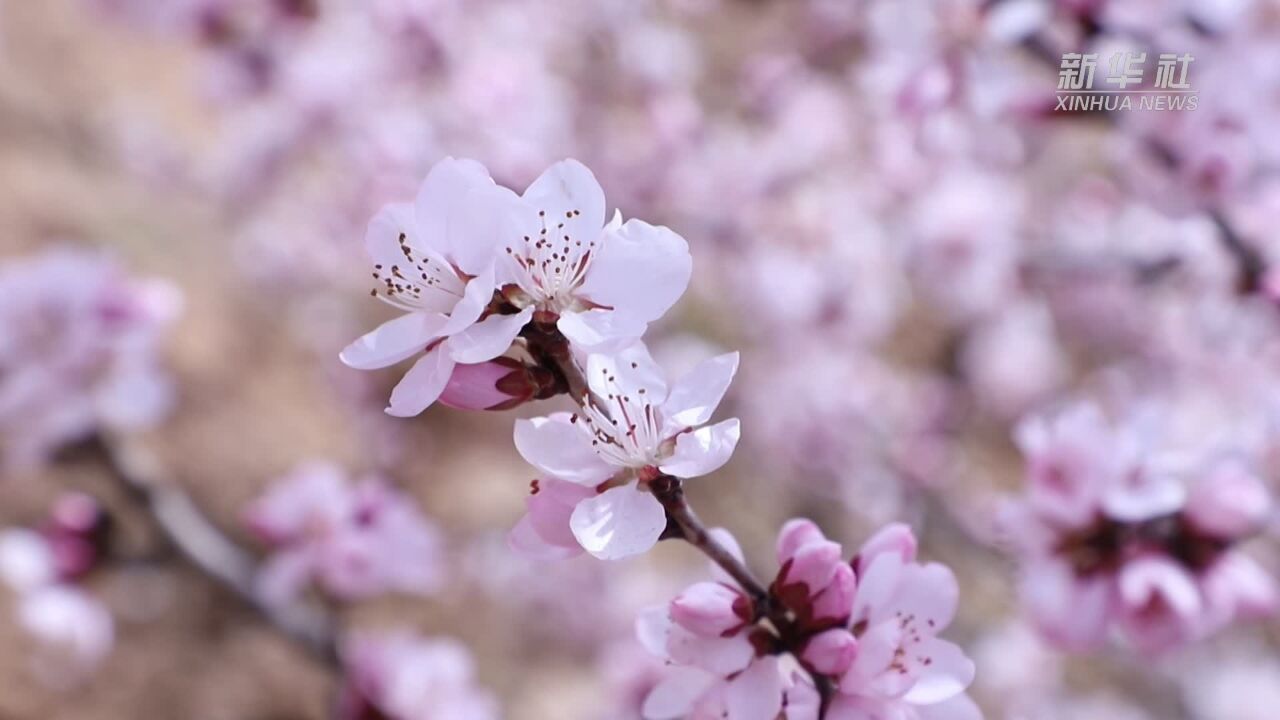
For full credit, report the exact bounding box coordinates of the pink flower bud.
[439,358,539,411]
[776,518,825,565]
[854,522,918,574]
[670,581,749,637]
[781,539,844,593]
[811,562,856,622]
[801,628,858,675]
[1184,461,1272,540]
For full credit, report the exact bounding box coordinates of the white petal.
[916,694,983,720]
[586,342,668,400]
[661,352,739,432]
[414,157,511,276]
[364,203,461,314]
[724,657,785,720]
[556,309,648,350]
[446,307,533,364]
[577,218,692,325]
[438,264,495,337]
[507,515,583,561]
[521,159,607,247]
[513,415,616,486]
[903,638,975,705]
[340,312,447,370]
[659,418,741,479]
[642,671,718,720]
[386,345,456,417]
[569,482,667,560]
[636,605,673,657]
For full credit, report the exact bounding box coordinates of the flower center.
[504,209,594,311]
[369,232,466,312]
[573,366,664,468]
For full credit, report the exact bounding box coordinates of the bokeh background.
[2,0,1279,718]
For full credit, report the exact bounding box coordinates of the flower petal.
[365,203,462,314]
[569,481,667,560]
[903,638,975,705]
[414,157,512,276]
[659,418,741,479]
[642,670,718,720]
[586,342,668,402]
[446,307,533,364]
[577,218,692,326]
[661,352,739,432]
[916,694,983,720]
[438,264,495,337]
[557,309,648,350]
[513,415,616,486]
[507,514,583,561]
[386,345,457,417]
[521,159,607,249]
[724,657,785,720]
[340,312,447,370]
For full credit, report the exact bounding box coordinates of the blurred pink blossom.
[245,462,444,604]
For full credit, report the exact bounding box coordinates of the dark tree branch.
[87,434,341,666]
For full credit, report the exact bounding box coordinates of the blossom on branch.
[1007,402,1277,653]
[339,631,499,720]
[245,462,445,604]
[636,522,978,720]
[511,342,741,560]
[0,248,179,471]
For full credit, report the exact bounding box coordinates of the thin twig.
[88,434,341,666]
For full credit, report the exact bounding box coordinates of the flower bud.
[1184,461,1272,540]
[439,358,542,411]
[670,581,749,637]
[811,562,856,622]
[802,628,858,675]
[854,522,917,574]
[776,518,825,565]
[781,539,843,593]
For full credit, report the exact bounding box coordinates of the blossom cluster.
[1006,402,1276,652]
[0,248,179,471]
[333,156,979,718]
[0,494,114,683]
[638,521,978,720]
[244,461,446,605]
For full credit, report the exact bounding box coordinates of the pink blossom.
[245,462,444,604]
[513,342,740,559]
[438,357,551,411]
[0,248,179,470]
[339,631,499,720]
[339,157,520,417]
[1009,402,1278,652]
[637,522,978,720]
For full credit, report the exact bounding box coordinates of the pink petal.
[586,343,668,402]
[340,312,447,370]
[642,670,718,720]
[557,309,648,350]
[724,657,785,720]
[446,307,533,364]
[661,352,739,432]
[658,418,741,479]
[916,694,983,720]
[569,482,667,560]
[521,159,607,249]
[386,345,457,417]
[513,415,616,486]
[576,218,692,327]
[902,638,976,705]
[413,157,509,276]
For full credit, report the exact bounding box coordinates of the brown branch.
[648,475,772,607]
[87,434,341,666]
[526,324,774,604]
